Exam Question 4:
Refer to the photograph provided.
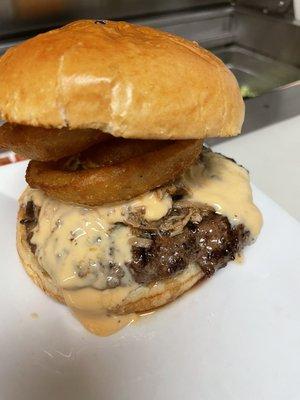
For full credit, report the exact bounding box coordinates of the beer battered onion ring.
[0,123,110,161]
[62,138,171,170]
[26,139,202,206]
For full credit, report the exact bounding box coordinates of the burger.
[0,20,262,335]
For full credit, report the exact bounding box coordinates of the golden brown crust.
[17,204,205,314]
[117,271,204,314]
[0,123,110,161]
[0,20,244,140]
[25,139,202,206]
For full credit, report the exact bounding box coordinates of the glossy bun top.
[0,20,244,139]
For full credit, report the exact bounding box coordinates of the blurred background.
[0,0,299,220]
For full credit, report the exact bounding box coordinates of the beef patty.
[21,199,249,286]
[129,206,249,284]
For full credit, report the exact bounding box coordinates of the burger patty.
[20,200,39,254]
[20,200,249,286]
[129,207,249,284]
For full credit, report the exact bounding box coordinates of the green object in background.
[240,85,257,98]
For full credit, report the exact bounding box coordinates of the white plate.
[0,162,300,400]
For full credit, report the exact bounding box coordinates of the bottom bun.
[17,206,206,314]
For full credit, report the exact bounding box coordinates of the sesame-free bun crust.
[1,20,244,140]
[17,206,205,314]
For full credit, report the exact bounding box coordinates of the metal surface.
[140,7,300,94]
[207,81,300,146]
[236,0,293,15]
[215,45,300,97]
[0,5,234,55]
[242,82,300,133]
[139,6,300,68]
[135,6,234,47]
[235,8,300,67]
[0,0,228,38]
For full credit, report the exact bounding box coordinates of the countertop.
[212,115,300,221]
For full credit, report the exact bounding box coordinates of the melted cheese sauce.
[63,286,138,336]
[21,188,172,290]
[61,263,200,336]
[71,310,138,336]
[20,150,262,336]
[182,151,262,239]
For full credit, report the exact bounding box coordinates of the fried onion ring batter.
[0,123,110,161]
[26,139,202,206]
[62,138,168,170]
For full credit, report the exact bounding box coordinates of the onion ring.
[61,138,166,170]
[26,139,202,206]
[0,123,110,161]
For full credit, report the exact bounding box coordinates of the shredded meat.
[128,206,249,284]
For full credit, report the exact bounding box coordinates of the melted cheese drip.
[62,264,200,336]
[21,188,172,290]
[182,151,262,238]
[63,287,138,336]
[20,150,262,336]
[71,311,138,336]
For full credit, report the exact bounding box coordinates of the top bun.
[0,20,244,140]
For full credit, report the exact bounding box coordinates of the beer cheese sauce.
[20,151,262,336]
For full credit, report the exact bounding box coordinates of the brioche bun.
[0,20,244,140]
[17,206,205,314]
